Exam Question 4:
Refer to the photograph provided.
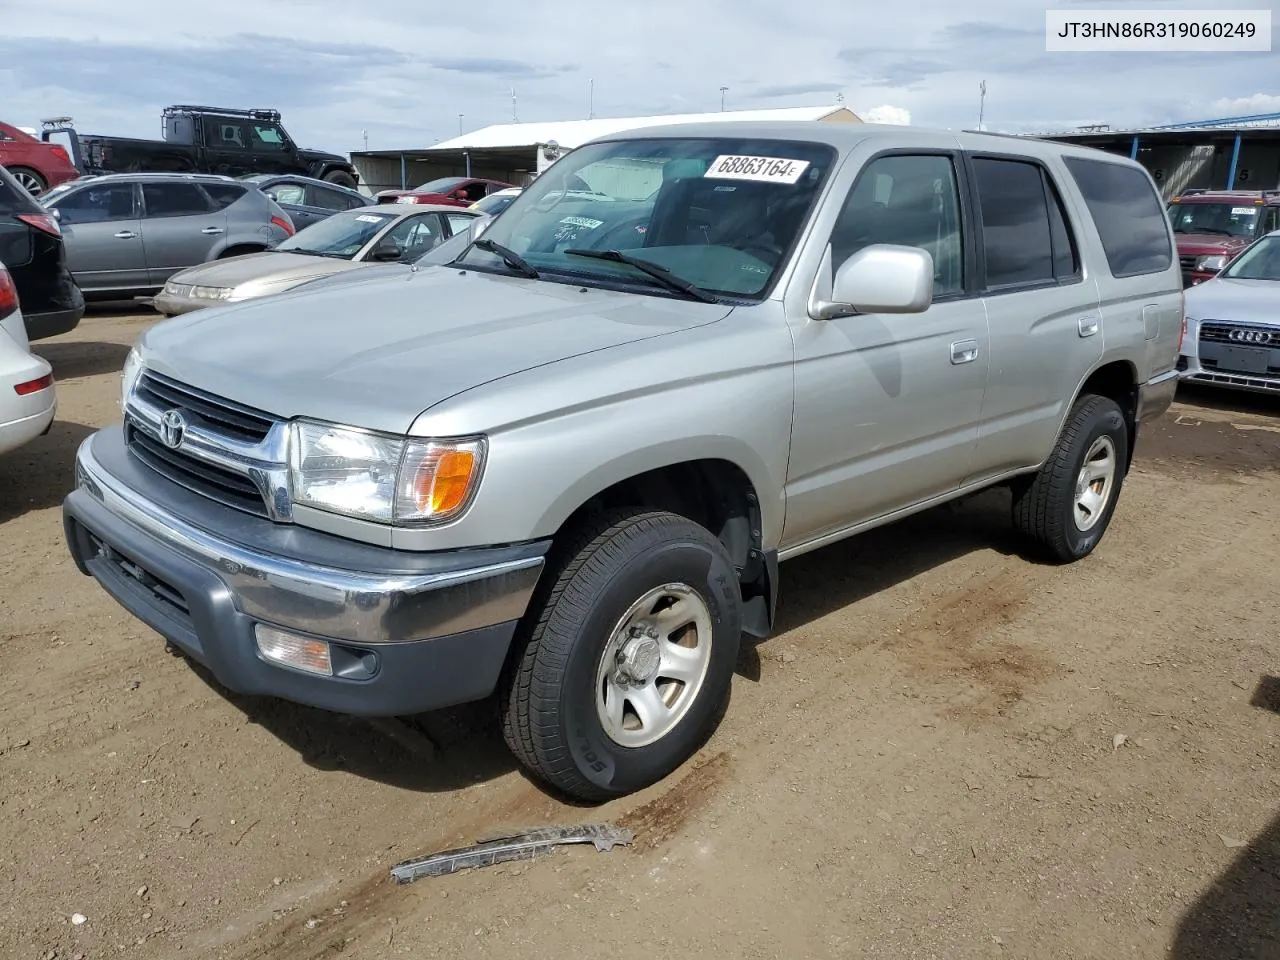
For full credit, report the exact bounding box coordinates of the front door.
[784,151,990,550]
[51,181,149,294]
[138,181,227,285]
[248,121,295,176]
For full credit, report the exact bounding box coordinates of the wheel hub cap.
[616,628,662,685]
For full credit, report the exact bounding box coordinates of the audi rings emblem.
[159,409,187,449]
[1228,328,1274,345]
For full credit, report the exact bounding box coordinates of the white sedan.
[0,263,57,455]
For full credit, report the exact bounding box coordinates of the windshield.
[278,209,396,257]
[471,192,518,215]
[1167,201,1261,237]
[1222,235,1280,281]
[451,137,836,299]
[413,177,468,194]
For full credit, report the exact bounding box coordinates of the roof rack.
[163,105,282,122]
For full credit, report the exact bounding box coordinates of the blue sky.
[1,0,1276,156]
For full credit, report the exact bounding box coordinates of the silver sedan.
[1179,230,1280,395]
[153,204,480,315]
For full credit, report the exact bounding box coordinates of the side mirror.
[370,240,404,262]
[808,243,934,319]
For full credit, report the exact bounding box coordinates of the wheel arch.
[1072,359,1140,472]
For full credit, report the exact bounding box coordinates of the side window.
[446,213,477,235]
[53,184,137,224]
[381,214,442,256]
[250,124,288,151]
[1062,156,1173,278]
[1262,207,1280,234]
[308,185,353,211]
[830,154,964,297]
[971,157,1079,288]
[202,183,248,210]
[141,183,213,218]
[211,121,247,149]
[268,183,307,206]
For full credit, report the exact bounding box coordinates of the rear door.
[49,181,148,293]
[303,182,366,227]
[202,118,252,177]
[963,152,1103,483]
[139,181,228,284]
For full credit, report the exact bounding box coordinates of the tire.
[10,167,48,196]
[322,169,358,190]
[501,509,742,801]
[1011,393,1128,563]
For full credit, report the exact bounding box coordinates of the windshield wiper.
[289,249,348,258]
[472,238,539,279]
[563,249,718,303]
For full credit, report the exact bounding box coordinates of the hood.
[1174,233,1254,258]
[140,268,733,435]
[1185,276,1280,327]
[297,147,349,166]
[170,251,363,292]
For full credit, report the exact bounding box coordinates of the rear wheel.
[10,167,48,196]
[322,169,358,190]
[1011,393,1128,562]
[501,510,742,801]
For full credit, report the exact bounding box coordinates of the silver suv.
[40,173,294,300]
[63,121,1183,800]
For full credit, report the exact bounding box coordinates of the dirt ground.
[2,310,1278,960]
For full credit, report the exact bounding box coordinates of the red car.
[1166,189,1280,286]
[0,122,80,197]
[375,176,514,207]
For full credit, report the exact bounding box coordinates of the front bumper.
[63,429,550,717]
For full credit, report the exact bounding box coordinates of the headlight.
[289,421,486,525]
[121,347,143,410]
[191,285,232,301]
[1195,255,1227,273]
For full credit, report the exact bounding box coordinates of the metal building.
[1037,113,1280,199]
[349,104,862,196]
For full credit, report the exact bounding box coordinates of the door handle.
[201,226,225,235]
[113,231,137,239]
[950,339,979,364]
[1078,314,1100,337]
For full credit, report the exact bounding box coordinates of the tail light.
[16,213,61,237]
[50,145,72,164]
[271,214,294,236]
[0,267,17,320]
[15,373,54,396]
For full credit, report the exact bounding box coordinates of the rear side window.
[142,183,213,218]
[202,183,247,209]
[309,185,357,211]
[972,157,1079,288]
[1062,157,1173,278]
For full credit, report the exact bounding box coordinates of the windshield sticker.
[560,215,603,229]
[356,214,387,223]
[1231,206,1257,216]
[705,155,811,184]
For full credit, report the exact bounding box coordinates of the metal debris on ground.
[389,823,634,884]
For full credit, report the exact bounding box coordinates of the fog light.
[254,624,333,676]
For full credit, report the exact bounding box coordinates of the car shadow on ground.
[179,485,1031,797]
[33,339,131,380]
[1175,382,1280,417]
[0,419,95,523]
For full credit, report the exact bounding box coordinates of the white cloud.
[1208,93,1280,116]
[860,105,911,125]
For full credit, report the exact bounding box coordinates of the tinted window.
[142,183,212,218]
[309,185,355,211]
[1064,157,1173,278]
[830,153,964,297]
[52,183,137,223]
[250,124,287,151]
[203,183,247,209]
[972,158,1078,287]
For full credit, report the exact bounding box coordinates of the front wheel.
[9,167,48,196]
[501,510,742,801]
[322,169,358,190]
[1011,393,1128,562]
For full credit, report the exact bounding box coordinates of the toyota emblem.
[159,409,187,449]
[1228,328,1273,345]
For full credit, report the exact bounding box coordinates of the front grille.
[1199,321,1280,348]
[1179,255,1197,272]
[125,422,269,517]
[135,371,274,443]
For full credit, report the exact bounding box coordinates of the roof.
[425,104,859,152]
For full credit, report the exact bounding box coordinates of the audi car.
[1179,229,1280,395]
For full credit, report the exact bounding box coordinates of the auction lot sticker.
[706,155,811,184]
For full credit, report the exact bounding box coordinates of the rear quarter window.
[202,183,249,209]
[1062,156,1173,278]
